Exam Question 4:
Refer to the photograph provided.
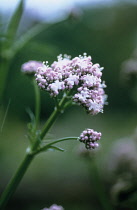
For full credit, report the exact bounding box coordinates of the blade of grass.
[6,0,24,46]
[0,98,11,132]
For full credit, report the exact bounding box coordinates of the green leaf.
[6,0,24,45]
[11,23,49,55]
[11,18,68,56]
[46,145,65,152]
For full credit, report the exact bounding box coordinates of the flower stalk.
[33,80,41,131]
[40,92,69,140]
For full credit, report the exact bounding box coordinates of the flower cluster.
[21,60,43,75]
[42,204,64,210]
[79,128,101,149]
[35,53,107,115]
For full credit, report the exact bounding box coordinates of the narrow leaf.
[11,18,68,56]
[6,0,24,44]
[11,23,49,55]
[47,145,65,152]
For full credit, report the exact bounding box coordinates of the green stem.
[33,80,40,130]
[40,93,68,139]
[87,156,113,210]
[0,153,34,210]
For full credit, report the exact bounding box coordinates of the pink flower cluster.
[21,60,43,74]
[35,53,107,115]
[42,204,64,210]
[79,128,101,149]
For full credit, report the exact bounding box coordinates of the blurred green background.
[1,0,137,209]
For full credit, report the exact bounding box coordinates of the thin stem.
[40,108,60,140]
[0,99,11,132]
[54,97,60,111]
[0,153,34,210]
[87,156,113,210]
[40,93,69,140]
[33,80,40,130]
[44,137,78,147]
[36,137,78,154]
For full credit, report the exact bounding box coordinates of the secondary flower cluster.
[42,204,64,210]
[35,53,107,115]
[21,60,43,74]
[79,128,101,149]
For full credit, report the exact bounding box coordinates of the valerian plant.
[0,1,108,209]
[0,53,107,209]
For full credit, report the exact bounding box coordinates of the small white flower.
[87,99,102,114]
[82,74,101,87]
[65,74,79,86]
[49,80,65,95]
